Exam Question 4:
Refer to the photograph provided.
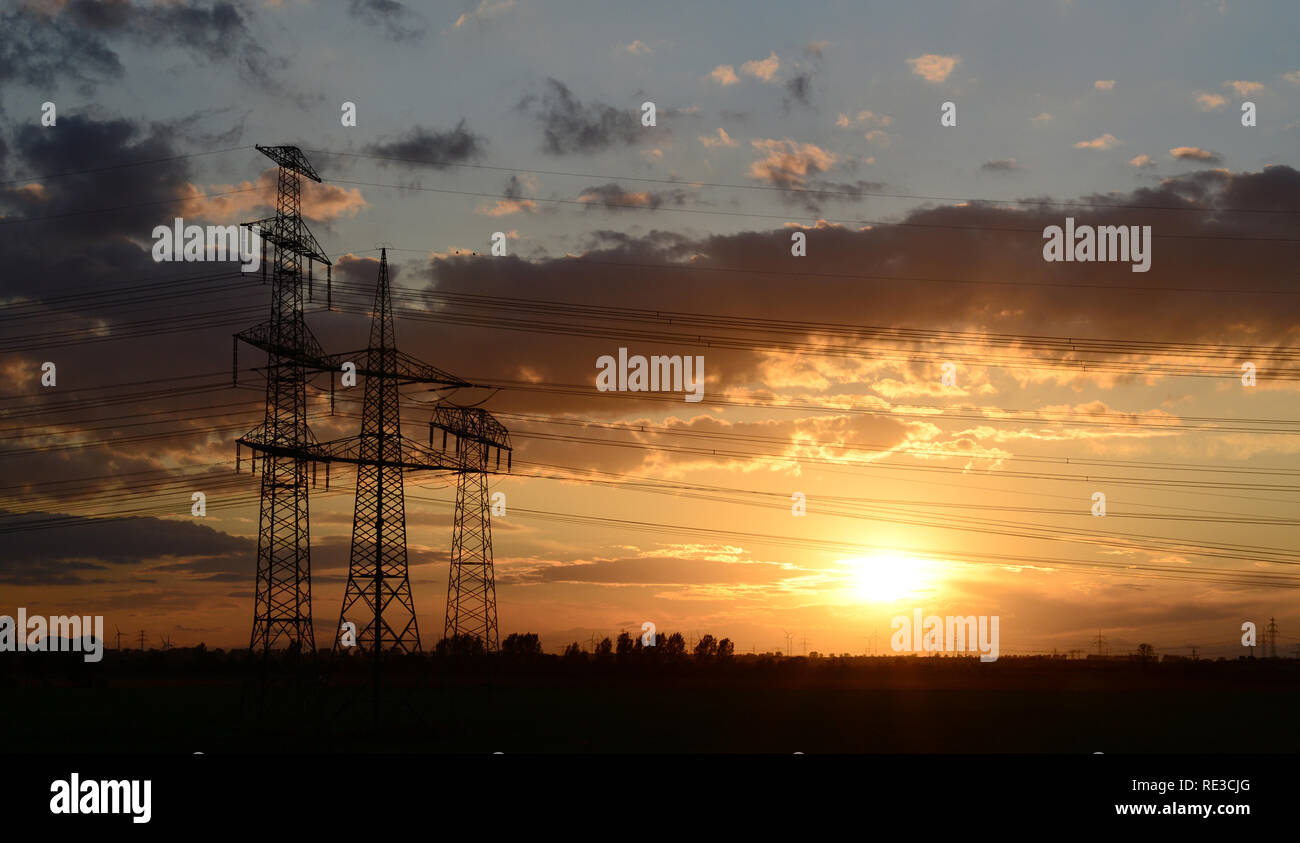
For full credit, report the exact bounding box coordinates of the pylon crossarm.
[326,348,472,387]
[255,145,323,183]
[235,322,334,371]
[430,405,511,452]
[240,217,331,266]
[309,433,461,471]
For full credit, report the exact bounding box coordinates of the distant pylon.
[434,406,511,651]
[1265,617,1279,659]
[335,250,420,655]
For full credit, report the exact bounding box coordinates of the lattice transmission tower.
[234,145,332,654]
[331,250,470,656]
[433,406,512,651]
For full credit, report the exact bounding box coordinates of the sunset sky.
[1,0,1298,657]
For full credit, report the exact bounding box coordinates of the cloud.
[748,139,838,188]
[178,169,368,223]
[784,73,814,107]
[576,183,692,210]
[835,110,892,129]
[1074,133,1120,150]
[792,179,887,213]
[1223,80,1263,96]
[480,174,537,216]
[1284,70,1300,85]
[1030,112,1053,124]
[980,158,1020,172]
[803,41,831,60]
[1128,154,1155,168]
[347,0,428,42]
[0,511,252,586]
[1094,79,1115,90]
[363,121,486,165]
[1170,146,1222,163]
[906,53,959,83]
[1196,92,1227,110]
[621,39,652,55]
[0,0,280,91]
[741,51,780,82]
[453,0,515,29]
[518,78,641,155]
[710,64,739,86]
[699,128,739,148]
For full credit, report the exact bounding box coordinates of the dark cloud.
[502,174,526,200]
[0,6,124,92]
[787,179,887,213]
[0,1,279,95]
[151,107,249,148]
[363,121,486,166]
[784,73,814,108]
[347,0,429,42]
[0,510,252,585]
[518,78,641,156]
[0,115,201,295]
[980,158,1021,172]
[576,182,693,210]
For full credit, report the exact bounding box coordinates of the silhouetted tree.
[502,632,543,657]
[716,638,735,660]
[662,632,686,657]
[436,634,486,658]
[1136,643,1155,663]
[615,631,635,657]
[595,637,614,662]
[563,641,585,662]
[694,634,718,659]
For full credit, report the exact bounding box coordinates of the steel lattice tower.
[335,250,420,654]
[434,406,511,652]
[235,145,332,654]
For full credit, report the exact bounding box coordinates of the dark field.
[3,653,1297,753]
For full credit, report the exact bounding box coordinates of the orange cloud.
[749,139,837,187]
[699,128,739,148]
[741,51,780,82]
[709,64,739,86]
[1196,92,1227,110]
[1074,133,1119,150]
[178,169,367,223]
[907,53,959,83]
[1223,80,1263,96]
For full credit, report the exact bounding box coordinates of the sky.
[1,0,1298,657]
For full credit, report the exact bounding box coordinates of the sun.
[844,552,934,603]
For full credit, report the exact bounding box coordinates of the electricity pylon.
[331,250,470,656]
[433,405,511,651]
[234,145,332,654]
